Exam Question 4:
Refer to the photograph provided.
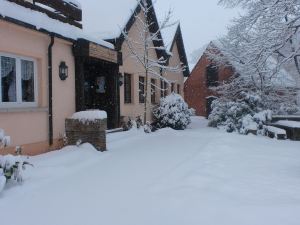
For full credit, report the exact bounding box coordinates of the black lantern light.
[118,73,124,86]
[59,61,68,81]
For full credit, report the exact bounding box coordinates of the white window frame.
[0,52,38,108]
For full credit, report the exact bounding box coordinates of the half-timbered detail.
[7,0,82,28]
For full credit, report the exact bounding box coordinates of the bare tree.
[203,0,300,112]
[122,0,183,123]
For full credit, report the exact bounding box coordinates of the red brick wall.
[184,54,233,117]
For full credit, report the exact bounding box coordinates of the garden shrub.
[153,93,192,130]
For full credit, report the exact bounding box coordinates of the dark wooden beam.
[6,0,82,28]
[34,0,82,21]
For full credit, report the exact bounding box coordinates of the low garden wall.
[65,117,107,151]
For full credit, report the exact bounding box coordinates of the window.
[151,79,156,104]
[171,83,175,93]
[139,76,145,103]
[160,79,168,98]
[124,73,132,104]
[206,65,219,87]
[0,54,37,107]
[177,84,180,95]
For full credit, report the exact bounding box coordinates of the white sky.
[76,0,238,63]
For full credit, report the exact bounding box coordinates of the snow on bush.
[0,154,33,193]
[153,93,192,130]
[0,129,32,194]
[0,128,11,148]
[71,110,107,123]
[208,92,273,134]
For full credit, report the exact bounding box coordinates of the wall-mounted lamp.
[59,61,68,81]
[118,73,124,86]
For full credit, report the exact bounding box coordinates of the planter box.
[269,123,300,141]
[65,118,107,151]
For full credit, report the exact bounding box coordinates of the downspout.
[48,34,55,146]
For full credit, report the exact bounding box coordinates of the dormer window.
[206,65,219,87]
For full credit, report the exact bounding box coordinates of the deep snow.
[0,117,300,225]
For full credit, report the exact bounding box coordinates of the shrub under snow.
[0,129,32,194]
[208,93,273,134]
[0,155,33,193]
[0,128,11,148]
[153,93,192,130]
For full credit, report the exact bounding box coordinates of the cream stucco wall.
[0,20,75,154]
[119,12,161,122]
[164,43,185,98]
[119,14,185,123]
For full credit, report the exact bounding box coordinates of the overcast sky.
[77,0,238,64]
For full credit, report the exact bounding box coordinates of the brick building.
[184,43,234,117]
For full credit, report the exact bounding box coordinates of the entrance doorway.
[73,39,121,129]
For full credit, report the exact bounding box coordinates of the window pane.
[177,84,180,94]
[1,56,17,102]
[21,60,35,102]
[151,79,156,104]
[160,79,164,98]
[206,65,219,87]
[139,76,145,103]
[164,81,168,97]
[171,83,175,93]
[124,73,132,104]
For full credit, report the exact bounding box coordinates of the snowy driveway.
[1,117,300,225]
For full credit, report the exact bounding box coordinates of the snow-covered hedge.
[153,93,192,130]
[208,93,273,134]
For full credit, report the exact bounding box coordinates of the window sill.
[0,107,48,113]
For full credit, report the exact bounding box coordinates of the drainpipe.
[48,34,55,146]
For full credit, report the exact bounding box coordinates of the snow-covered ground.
[1,117,300,225]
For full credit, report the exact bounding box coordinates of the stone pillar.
[65,118,107,151]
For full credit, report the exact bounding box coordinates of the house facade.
[106,0,189,123]
[0,0,189,155]
[0,0,120,155]
[184,43,234,117]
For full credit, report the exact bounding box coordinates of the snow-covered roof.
[0,0,114,49]
[77,0,139,40]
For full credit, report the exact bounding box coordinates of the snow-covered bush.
[208,93,273,134]
[153,93,191,130]
[0,155,33,193]
[123,116,143,131]
[143,122,152,133]
[0,129,32,194]
[0,129,11,148]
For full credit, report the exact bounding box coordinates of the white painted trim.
[0,52,38,108]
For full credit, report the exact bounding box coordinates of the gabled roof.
[191,41,296,88]
[105,0,167,60]
[166,24,190,77]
